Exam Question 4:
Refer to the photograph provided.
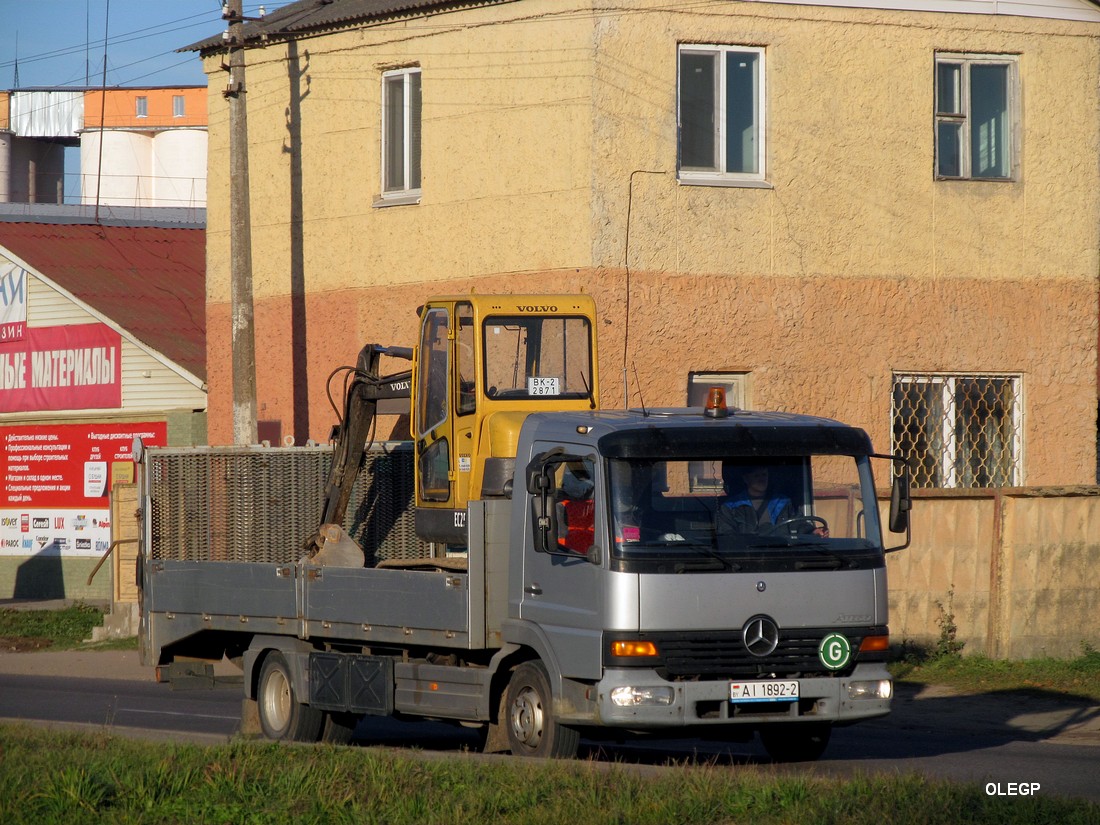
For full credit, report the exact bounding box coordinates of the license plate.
[729,680,799,703]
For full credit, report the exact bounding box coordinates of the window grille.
[892,374,1022,488]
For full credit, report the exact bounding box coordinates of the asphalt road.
[2,649,1099,802]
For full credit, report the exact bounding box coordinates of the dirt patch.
[0,636,54,653]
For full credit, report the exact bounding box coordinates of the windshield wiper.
[637,539,741,571]
[794,546,855,570]
[685,543,741,571]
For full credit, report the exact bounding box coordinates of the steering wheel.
[771,516,829,536]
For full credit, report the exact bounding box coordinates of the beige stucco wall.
[886,488,1100,659]
[202,0,1100,484]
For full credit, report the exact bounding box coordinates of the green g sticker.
[818,633,852,670]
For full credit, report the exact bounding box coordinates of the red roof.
[0,222,205,381]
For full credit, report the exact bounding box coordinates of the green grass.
[891,646,1100,702]
[0,724,1095,825]
[0,603,135,652]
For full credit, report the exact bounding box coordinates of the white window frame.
[377,67,422,207]
[934,53,1018,181]
[892,372,1023,488]
[687,371,751,411]
[135,96,148,119]
[677,44,767,188]
[172,95,185,118]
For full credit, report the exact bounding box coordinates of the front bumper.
[584,663,892,729]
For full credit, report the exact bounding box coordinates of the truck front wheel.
[257,652,323,742]
[759,722,832,762]
[504,661,580,759]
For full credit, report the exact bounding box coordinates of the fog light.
[847,679,893,700]
[611,686,675,707]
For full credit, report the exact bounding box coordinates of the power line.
[0,3,294,89]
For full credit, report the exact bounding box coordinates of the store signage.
[0,262,27,343]
[0,324,122,412]
[1,421,167,556]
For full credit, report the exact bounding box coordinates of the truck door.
[519,449,604,679]
[414,306,462,542]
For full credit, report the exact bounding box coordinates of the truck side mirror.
[886,464,911,552]
[889,468,911,533]
[524,455,559,553]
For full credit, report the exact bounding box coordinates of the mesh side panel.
[148,444,428,564]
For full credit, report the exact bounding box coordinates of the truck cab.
[509,405,904,759]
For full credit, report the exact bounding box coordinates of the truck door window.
[456,303,475,415]
[419,439,450,502]
[555,459,596,554]
[417,308,450,436]
[416,308,451,503]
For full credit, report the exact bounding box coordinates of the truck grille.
[654,628,873,679]
[146,443,428,564]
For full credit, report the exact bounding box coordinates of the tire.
[257,652,324,742]
[504,661,580,759]
[320,712,361,745]
[759,723,832,762]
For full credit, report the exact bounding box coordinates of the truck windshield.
[482,315,593,401]
[608,455,884,573]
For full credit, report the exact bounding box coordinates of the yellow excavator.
[311,294,599,550]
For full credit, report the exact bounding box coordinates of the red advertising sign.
[1,421,167,556]
[0,324,123,413]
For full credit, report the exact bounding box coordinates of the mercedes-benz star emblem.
[743,616,780,657]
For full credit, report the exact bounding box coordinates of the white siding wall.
[25,272,205,413]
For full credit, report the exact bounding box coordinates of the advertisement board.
[0,323,123,413]
[1,421,167,556]
[0,262,27,344]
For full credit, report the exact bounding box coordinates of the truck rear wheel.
[257,652,323,742]
[505,661,580,759]
[759,722,832,762]
[320,712,360,745]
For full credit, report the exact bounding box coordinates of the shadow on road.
[344,681,1100,765]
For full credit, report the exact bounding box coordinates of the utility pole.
[225,0,258,445]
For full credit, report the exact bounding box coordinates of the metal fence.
[146,443,428,565]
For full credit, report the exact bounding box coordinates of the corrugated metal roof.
[184,0,511,52]
[0,223,206,381]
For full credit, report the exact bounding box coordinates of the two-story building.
[190,0,1100,487]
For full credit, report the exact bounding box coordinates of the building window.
[173,95,185,118]
[892,373,1022,488]
[135,96,148,118]
[381,67,422,201]
[678,45,765,186]
[935,54,1017,180]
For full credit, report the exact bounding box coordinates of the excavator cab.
[411,295,599,545]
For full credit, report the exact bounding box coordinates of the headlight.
[847,679,893,700]
[610,685,675,707]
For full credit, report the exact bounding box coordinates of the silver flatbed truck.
[138,295,910,760]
